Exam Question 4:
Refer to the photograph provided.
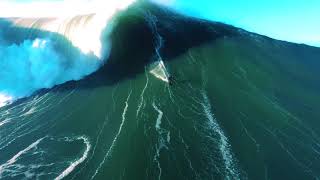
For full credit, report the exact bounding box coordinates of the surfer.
[168,75,176,86]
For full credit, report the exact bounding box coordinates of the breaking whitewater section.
[1,1,319,180]
[0,0,136,107]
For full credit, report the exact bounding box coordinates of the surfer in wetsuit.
[168,75,176,86]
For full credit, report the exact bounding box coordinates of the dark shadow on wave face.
[3,2,319,110]
[0,2,241,108]
[59,2,241,89]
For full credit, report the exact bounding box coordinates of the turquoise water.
[1,2,320,180]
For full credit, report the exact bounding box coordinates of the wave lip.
[6,0,137,58]
[0,0,137,107]
[0,94,12,108]
[9,14,105,58]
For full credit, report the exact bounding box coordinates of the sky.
[0,0,319,46]
[153,0,320,47]
[0,0,135,17]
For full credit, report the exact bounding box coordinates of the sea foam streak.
[0,119,10,127]
[55,136,91,180]
[0,137,44,176]
[0,135,91,179]
[201,91,240,179]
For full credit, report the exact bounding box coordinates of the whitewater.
[1,1,319,179]
[0,0,135,107]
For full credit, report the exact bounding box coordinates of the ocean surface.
[1,2,320,180]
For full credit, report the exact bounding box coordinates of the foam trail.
[152,102,164,180]
[0,119,10,127]
[152,102,163,130]
[91,90,132,179]
[144,11,170,83]
[55,136,91,180]
[201,91,240,179]
[0,137,44,176]
[136,68,149,117]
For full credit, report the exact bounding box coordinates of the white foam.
[149,60,170,83]
[136,68,149,117]
[0,119,10,127]
[145,11,169,83]
[0,94,12,108]
[0,137,44,176]
[166,131,170,143]
[201,91,240,179]
[91,91,132,179]
[152,102,163,130]
[55,136,91,180]
[0,0,136,106]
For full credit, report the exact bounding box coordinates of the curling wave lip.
[0,0,136,107]
[3,0,136,58]
[0,94,12,108]
[8,14,106,58]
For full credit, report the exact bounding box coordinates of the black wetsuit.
[168,76,175,86]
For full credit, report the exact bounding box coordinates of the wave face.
[0,0,135,106]
[0,2,320,180]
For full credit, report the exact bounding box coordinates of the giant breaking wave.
[0,0,135,107]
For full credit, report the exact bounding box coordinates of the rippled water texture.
[1,2,320,180]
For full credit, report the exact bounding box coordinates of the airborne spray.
[0,36,100,102]
[0,0,136,107]
[143,11,170,83]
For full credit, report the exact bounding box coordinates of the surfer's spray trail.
[0,0,135,107]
